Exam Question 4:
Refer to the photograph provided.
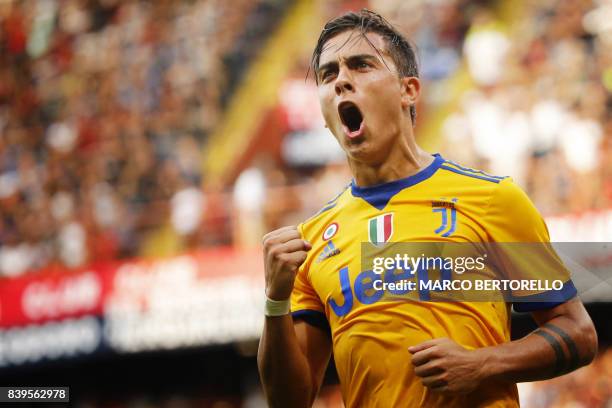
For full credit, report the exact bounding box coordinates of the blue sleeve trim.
[443,159,506,180]
[513,280,577,312]
[292,309,331,335]
[316,202,337,215]
[439,165,504,184]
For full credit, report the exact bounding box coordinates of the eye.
[321,70,336,82]
[353,60,371,70]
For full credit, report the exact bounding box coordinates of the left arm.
[409,298,598,393]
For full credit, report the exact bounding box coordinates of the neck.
[349,129,433,187]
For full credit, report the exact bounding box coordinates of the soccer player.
[257,9,597,408]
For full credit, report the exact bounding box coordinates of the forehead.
[318,30,389,66]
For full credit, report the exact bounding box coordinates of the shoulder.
[435,157,514,210]
[299,183,351,238]
[481,176,549,241]
[434,159,546,241]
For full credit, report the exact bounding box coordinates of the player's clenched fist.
[263,226,312,301]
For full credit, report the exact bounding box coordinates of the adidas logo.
[317,240,341,263]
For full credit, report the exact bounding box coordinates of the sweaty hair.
[310,9,419,125]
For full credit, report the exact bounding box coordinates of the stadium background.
[0,0,611,406]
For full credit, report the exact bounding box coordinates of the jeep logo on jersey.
[322,223,339,241]
[368,213,393,244]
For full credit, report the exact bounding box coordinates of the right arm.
[259,317,332,407]
[257,226,332,408]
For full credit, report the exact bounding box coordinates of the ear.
[399,77,420,111]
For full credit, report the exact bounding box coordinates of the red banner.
[0,248,264,329]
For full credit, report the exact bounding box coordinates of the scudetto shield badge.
[368,213,393,244]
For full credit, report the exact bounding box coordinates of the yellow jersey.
[291,154,576,408]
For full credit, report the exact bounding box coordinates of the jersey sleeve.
[291,263,324,313]
[290,224,330,332]
[485,178,577,312]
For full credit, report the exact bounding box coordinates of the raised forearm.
[258,315,314,408]
[259,226,315,407]
[479,313,597,383]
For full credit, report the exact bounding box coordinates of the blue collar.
[350,154,443,210]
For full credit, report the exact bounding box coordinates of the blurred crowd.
[0,0,287,276]
[518,346,612,408]
[437,0,612,215]
[1,0,611,277]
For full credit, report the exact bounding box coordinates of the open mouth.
[338,102,364,135]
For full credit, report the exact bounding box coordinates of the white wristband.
[265,296,291,316]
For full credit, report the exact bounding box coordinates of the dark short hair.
[310,9,419,124]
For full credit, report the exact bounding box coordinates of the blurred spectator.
[232,160,267,249]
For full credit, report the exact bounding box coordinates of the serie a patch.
[431,200,455,209]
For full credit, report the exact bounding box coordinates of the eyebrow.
[316,54,380,78]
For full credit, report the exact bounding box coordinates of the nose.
[335,68,354,95]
